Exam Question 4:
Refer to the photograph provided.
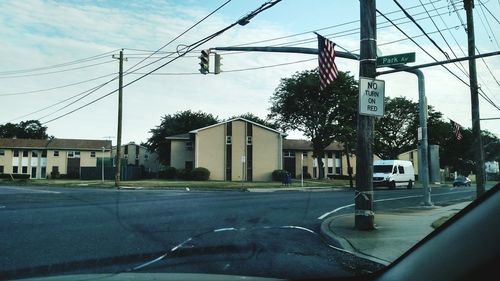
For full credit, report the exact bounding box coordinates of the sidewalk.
[320,201,471,265]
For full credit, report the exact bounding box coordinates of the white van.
[373,160,415,189]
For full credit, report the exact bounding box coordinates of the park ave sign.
[359,77,385,117]
[377,52,416,67]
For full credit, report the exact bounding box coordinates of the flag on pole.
[450,120,463,140]
[316,33,338,91]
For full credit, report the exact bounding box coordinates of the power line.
[478,0,500,24]
[41,0,283,124]
[393,0,449,59]
[0,49,118,75]
[0,60,115,79]
[476,0,500,49]
[7,0,235,123]
[376,7,500,111]
[0,73,116,97]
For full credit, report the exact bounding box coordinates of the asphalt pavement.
[0,184,477,280]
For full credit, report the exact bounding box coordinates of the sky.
[0,0,499,145]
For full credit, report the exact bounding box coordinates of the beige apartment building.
[0,138,111,179]
[283,139,356,179]
[112,142,163,173]
[166,118,284,181]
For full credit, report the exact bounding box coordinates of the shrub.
[160,167,177,179]
[191,167,210,181]
[50,170,60,179]
[272,169,288,182]
[177,169,191,180]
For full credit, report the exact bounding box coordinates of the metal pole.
[416,71,432,206]
[101,146,105,182]
[114,49,124,189]
[301,153,304,187]
[355,0,376,230]
[464,0,485,197]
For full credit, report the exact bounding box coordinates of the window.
[91,151,96,158]
[327,152,333,158]
[124,145,128,155]
[53,150,59,157]
[144,154,149,160]
[22,150,28,157]
[68,151,80,158]
[225,136,232,145]
[398,166,404,174]
[52,166,59,173]
[32,151,38,157]
[22,166,28,174]
[13,166,18,174]
[0,149,4,156]
[13,150,19,157]
[393,166,398,174]
[0,165,4,174]
[335,151,341,159]
[284,150,294,157]
[302,151,307,157]
[186,141,193,150]
[336,167,341,174]
[246,136,252,145]
[41,150,47,157]
[328,167,333,174]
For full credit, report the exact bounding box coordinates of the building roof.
[165,133,191,140]
[189,118,285,135]
[283,139,344,151]
[0,138,112,150]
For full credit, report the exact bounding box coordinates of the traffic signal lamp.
[214,53,222,74]
[199,49,210,74]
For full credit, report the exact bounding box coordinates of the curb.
[320,214,391,266]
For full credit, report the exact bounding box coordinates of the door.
[31,167,37,179]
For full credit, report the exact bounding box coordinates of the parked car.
[453,176,472,187]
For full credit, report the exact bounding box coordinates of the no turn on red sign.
[359,77,385,117]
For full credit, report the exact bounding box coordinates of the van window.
[398,166,404,174]
[392,166,397,174]
[374,165,392,173]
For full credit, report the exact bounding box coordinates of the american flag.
[450,120,463,140]
[317,33,338,91]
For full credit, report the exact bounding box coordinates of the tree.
[227,112,278,130]
[373,97,443,159]
[145,110,219,165]
[0,120,49,139]
[268,69,358,179]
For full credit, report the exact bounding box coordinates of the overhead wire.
[476,0,500,49]
[41,0,283,124]
[0,60,115,79]
[0,49,119,75]
[376,7,500,111]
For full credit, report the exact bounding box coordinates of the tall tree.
[0,120,49,139]
[145,110,219,165]
[268,69,358,179]
[373,97,443,159]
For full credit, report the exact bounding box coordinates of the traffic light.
[214,53,222,74]
[199,49,210,74]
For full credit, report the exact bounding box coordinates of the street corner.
[320,214,358,254]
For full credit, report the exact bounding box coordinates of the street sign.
[359,77,385,117]
[377,52,415,67]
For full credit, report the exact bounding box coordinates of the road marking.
[0,186,61,194]
[317,190,473,220]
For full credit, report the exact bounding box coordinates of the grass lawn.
[0,178,351,189]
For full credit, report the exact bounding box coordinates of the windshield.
[374,165,393,173]
[0,0,499,280]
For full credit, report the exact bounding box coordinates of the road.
[0,184,477,280]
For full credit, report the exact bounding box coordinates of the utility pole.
[112,49,125,189]
[355,0,376,230]
[464,0,485,197]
